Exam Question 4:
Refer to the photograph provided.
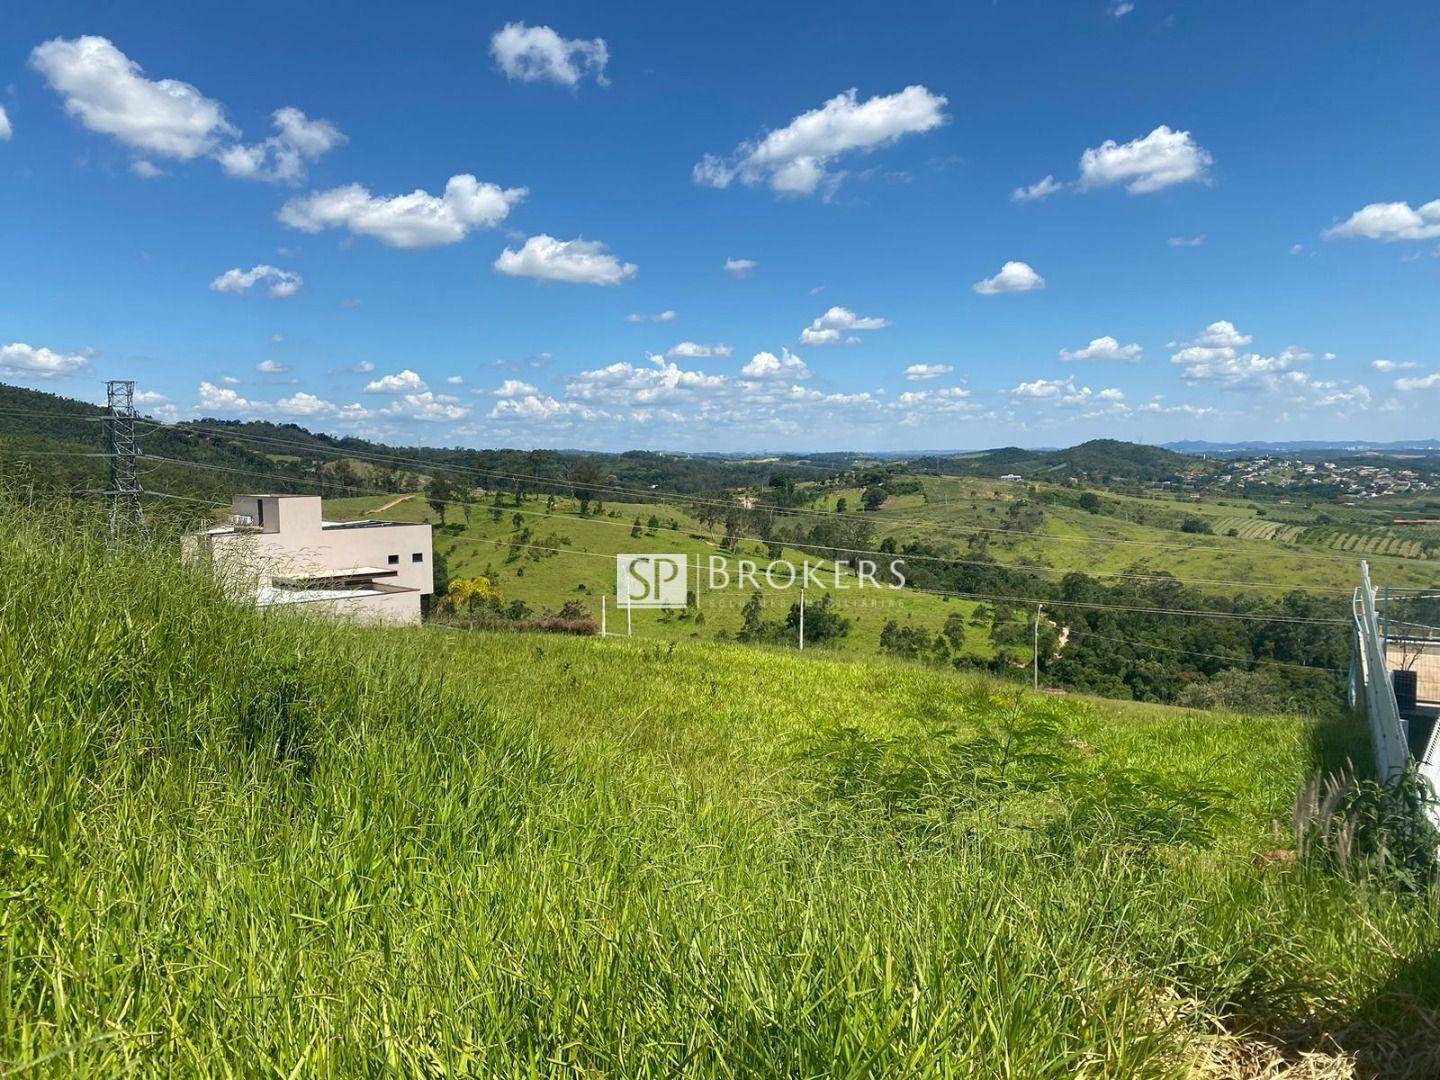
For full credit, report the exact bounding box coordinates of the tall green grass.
[2,492,1438,1076]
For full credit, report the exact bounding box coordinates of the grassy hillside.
[856,475,1439,593]
[3,493,1439,1076]
[322,491,997,662]
[0,380,854,500]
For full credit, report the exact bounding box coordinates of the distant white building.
[183,494,432,625]
[999,473,1024,483]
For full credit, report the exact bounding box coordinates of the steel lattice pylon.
[105,379,146,541]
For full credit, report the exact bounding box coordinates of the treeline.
[892,532,1351,715]
[0,382,856,507]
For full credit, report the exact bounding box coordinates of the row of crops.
[1215,515,1428,558]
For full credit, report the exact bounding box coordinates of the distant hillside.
[0,381,852,502]
[915,439,1197,484]
[1,382,1212,501]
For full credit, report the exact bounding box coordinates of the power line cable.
[409,526,1350,626]
[2,400,1425,568]
[6,399,1430,571]
[152,414,1438,570]
[1061,625,1344,673]
[140,453,1356,596]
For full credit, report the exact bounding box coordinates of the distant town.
[1203,457,1435,500]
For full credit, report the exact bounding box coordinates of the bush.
[1294,764,1440,888]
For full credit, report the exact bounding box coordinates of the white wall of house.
[185,495,433,626]
[266,587,423,626]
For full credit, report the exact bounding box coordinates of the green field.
[322,492,998,662]
[5,493,1439,1075]
[321,472,1438,676]
[860,476,1438,595]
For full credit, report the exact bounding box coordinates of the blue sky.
[2,1,1438,451]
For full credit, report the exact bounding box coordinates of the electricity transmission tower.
[105,379,146,541]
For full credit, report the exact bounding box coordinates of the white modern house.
[183,494,432,625]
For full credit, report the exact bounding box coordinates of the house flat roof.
[321,519,422,530]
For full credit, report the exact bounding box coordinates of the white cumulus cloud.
[491,379,540,397]
[493,234,637,285]
[256,359,290,374]
[905,363,954,381]
[973,261,1045,295]
[197,380,258,414]
[29,36,236,160]
[1059,336,1143,363]
[365,369,427,395]
[280,174,526,249]
[800,305,890,346]
[740,348,810,380]
[1011,175,1062,203]
[210,264,302,299]
[1008,377,1125,409]
[217,107,345,185]
[1396,372,1440,392]
[490,393,596,423]
[0,106,11,141]
[627,310,676,323]
[275,391,343,417]
[1371,359,1417,372]
[1077,125,1213,195]
[667,341,732,359]
[568,359,727,404]
[724,258,758,278]
[1324,199,1440,243]
[490,22,609,87]
[694,85,947,198]
[384,392,469,422]
[0,342,92,379]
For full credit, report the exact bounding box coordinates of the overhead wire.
[140,452,1356,596]
[2,399,1428,570]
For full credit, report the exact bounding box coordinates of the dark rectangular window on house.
[412,552,424,562]
[388,554,399,564]
[256,499,264,527]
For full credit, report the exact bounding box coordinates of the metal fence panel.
[1355,562,1410,782]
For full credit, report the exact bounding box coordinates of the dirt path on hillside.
[372,493,417,514]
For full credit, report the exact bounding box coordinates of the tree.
[442,575,503,623]
[738,592,765,642]
[1078,491,1102,513]
[631,516,644,538]
[878,619,932,660]
[786,594,850,645]
[423,546,451,617]
[942,611,967,651]
[862,485,887,511]
[426,475,456,525]
[568,459,609,517]
[835,496,848,513]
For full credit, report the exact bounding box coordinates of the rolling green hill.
[917,438,1197,484]
[4,488,1438,1076]
[0,381,857,499]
